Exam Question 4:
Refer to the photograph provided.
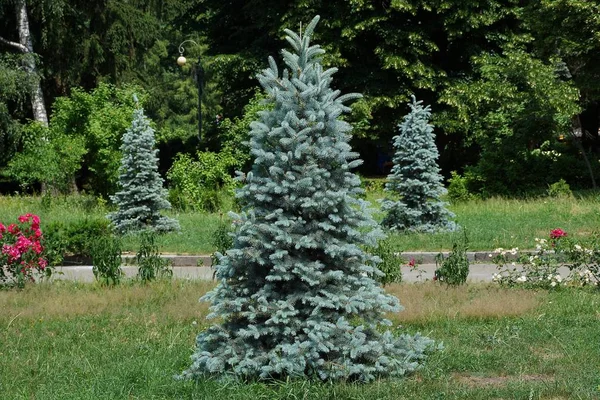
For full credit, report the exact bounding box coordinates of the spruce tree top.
[182,16,434,383]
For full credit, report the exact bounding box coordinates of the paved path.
[53,263,572,283]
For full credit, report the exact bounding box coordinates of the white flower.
[516,276,527,283]
[548,274,554,280]
[489,253,493,258]
[555,274,562,283]
[511,262,516,267]
[550,281,557,287]
[510,248,518,255]
[575,244,582,251]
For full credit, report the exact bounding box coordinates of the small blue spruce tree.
[182,16,434,383]
[108,107,180,234]
[381,97,457,232]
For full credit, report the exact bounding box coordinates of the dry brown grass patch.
[386,283,545,323]
[453,372,555,388]
[0,281,215,322]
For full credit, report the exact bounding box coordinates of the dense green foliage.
[1,0,600,196]
[183,18,435,382]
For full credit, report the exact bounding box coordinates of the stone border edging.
[63,251,531,267]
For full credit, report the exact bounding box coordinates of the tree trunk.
[572,115,597,190]
[15,0,48,126]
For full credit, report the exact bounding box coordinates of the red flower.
[407,258,416,268]
[7,223,19,235]
[0,223,5,233]
[550,228,567,239]
[31,215,40,230]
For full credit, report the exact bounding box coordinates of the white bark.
[0,0,49,127]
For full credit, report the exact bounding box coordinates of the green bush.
[447,171,478,202]
[167,151,237,212]
[547,179,573,198]
[369,238,403,286]
[210,216,234,267]
[42,218,112,258]
[435,231,470,285]
[41,222,68,267]
[91,234,123,286]
[361,177,385,194]
[136,231,172,283]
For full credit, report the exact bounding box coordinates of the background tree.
[0,53,35,170]
[182,17,434,382]
[439,49,582,195]
[381,97,456,232]
[0,0,49,126]
[108,106,179,234]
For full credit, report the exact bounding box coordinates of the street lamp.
[177,39,204,142]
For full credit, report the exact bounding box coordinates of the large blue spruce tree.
[382,97,457,232]
[182,17,434,382]
[108,107,180,234]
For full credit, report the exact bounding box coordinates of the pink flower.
[7,224,19,235]
[32,241,43,254]
[38,258,48,270]
[15,235,33,252]
[550,228,567,239]
[2,244,21,261]
[407,258,416,269]
[0,223,6,233]
[31,215,40,230]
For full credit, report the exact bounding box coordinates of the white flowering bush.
[491,229,600,290]
[561,236,600,288]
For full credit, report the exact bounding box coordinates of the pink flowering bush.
[0,214,50,288]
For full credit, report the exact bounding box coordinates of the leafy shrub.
[547,179,573,198]
[447,171,478,202]
[91,234,123,286]
[43,218,112,259]
[65,218,112,257]
[41,222,68,267]
[369,238,403,286]
[167,151,237,212]
[435,231,470,285]
[136,230,172,283]
[210,215,234,267]
[361,177,385,194]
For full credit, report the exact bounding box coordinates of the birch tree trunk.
[0,0,49,126]
[16,0,48,126]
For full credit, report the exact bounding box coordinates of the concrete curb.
[63,251,526,267]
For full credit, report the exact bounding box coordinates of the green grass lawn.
[1,192,600,254]
[1,281,599,399]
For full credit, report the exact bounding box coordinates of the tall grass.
[1,281,599,398]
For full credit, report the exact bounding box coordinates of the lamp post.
[177,39,204,142]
